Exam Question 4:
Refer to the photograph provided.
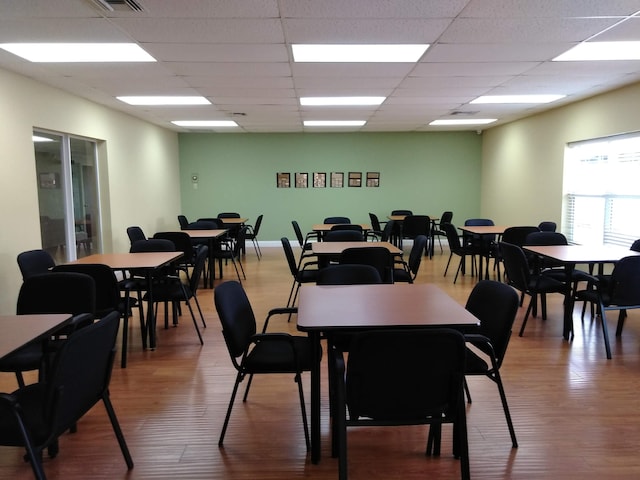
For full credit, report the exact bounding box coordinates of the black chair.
[431,211,453,253]
[282,237,319,310]
[177,215,189,229]
[538,221,557,232]
[393,235,428,283]
[0,272,96,387]
[463,280,520,448]
[332,328,469,480]
[463,218,496,279]
[339,246,393,283]
[316,264,382,285]
[499,241,567,337]
[213,226,247,283]
[17,249,55,280]
[192,218,224,229]
[330,224,363,233]
[324,229,364,242]
[213,280,317,449]
[324,216,351,224]
[442,223,475,283]
[0,312,134,480]
[400,215,431,254]
[126,226,146,245]
[291,220,318,266]
[494,226,540,280]
[153,231,199,278]
[217,212,242,246]
[391,209,412,216]
[390,210,413,245]
[367,212,385,240]
[143,245,208,345]
[244,214,263,259]
[573,255,640,359]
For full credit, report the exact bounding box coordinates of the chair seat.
[528,275,566,293]
[144,282,193,302]
[244,336,315,373]
[0,384,48,445]
[0,347,43,373]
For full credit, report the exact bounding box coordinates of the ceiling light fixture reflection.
[118,96,210,105]
[0,43,155,62]
[553,41,640,61]
[430,119,497,126]
[303,120,366,127]
[171,120,238,127]
[471,95,565,104]
[32,135,55,142]
[292,44,428,63]
[300,96,386,106]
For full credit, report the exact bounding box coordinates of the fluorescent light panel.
[172,120,238,127]
[292,44,428,63]
[553,41,640,61]
[430,119,497,126]
[118,96,210,105]
[304,121,366,127]
[300,96,386,106]
[0,43,155,62]
[471,95,565,104]
[32,135,54,142]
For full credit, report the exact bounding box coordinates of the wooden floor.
[2,242,640,479]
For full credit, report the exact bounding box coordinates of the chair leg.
[11,409,46,480]
[295,372,311,451]
[519,298,535,336]
[242,374,254,402]
[193,296,207,328]
[600,306,612,359]
[120,310,129,368]
[219,373,243,447]
[492,371,518,448]
[463,377,472,404]
[102,393,134,469]
[616,309,627,337]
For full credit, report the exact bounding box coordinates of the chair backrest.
[339,247,391,282]
[401,215,431,238]
[52,264,120,317]
[17,249,55,280]
[524,231,568,246]
[291,220,305,247]
[442,223,463,251]
[380,220,394,242]
[538,221,557,232]
[501,226,540,247]
[188,245,209,293]
[368,213,382,231]
[217,212,241,219]
[465,280,520,366]
[324,230,364,242]
[607,256,640,307]
[46,311,120,437]
[213,281,257,364]
[344,328,466,421]
[330,224,363,232]
[129,238,175,253]
[281,237,299,276]
[177,215,189,229]
[154,231,194,261]
[499,241,531,292]
[630,239,640,252]
[439,211,453,225]
[464,218,494,226]
[233,226,249,254]
[189,219,223,229]
[391,210,412,216]
[324,216,351,224]
[17,271,96,317]
[126,226,146,244]
[317,264,382,285]
[251,214,263,235]
[406,235,428,275]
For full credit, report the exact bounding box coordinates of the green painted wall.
[178,132,482,241]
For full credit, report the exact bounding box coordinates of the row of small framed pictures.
[277,172,380,188]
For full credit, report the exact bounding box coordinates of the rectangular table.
[311,240,402,256]
[68,252,183,353]
[297,283,480,463]
[458,225,508,280]
[522,244,640,340]
[387,215,439,255]
[0,314,72,361]
[311,223,371,233]
[182,229,228,287]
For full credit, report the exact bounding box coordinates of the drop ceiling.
[1,0,640,133]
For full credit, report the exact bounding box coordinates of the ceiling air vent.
[90,0,145,12]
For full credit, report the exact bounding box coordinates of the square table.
[67,252,183,353]
[522,244,640,340]
[297,283,480,463]
[311,240,402,257]
[387,215,439,255]
[0,314,73,361]
[458,225,508,280]
[182,229,228,287]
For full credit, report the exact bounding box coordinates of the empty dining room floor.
[2,242,640,479]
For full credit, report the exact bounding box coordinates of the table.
[311,223,371,234]
[297,283,480,463]
[0,314,72,360]
[458,225,508,280]
[522,245,640,340]
[311,240,402,257]
[68,252,183,351]
[182,229,228,287]
[217,217,247,225]
[387,215,439,255]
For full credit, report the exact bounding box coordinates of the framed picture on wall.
[295,172,308,188]
[366,172,380,187]
[276,172,290,188]
[330,172,344,188]
[313,172,326,188]
[348,172,362,187]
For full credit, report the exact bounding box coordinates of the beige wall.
[0,68,180,314]
[481,82,640,229]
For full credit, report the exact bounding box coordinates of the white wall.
[481,81,640,228]
[0,68,180,314]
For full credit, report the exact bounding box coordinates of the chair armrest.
[262,307,298,333]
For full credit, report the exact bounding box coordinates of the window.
[563,133,640,246]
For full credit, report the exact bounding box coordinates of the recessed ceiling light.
[118,96,210,105]
[292,44,428,63]
[171,120,238,127]
[471,95,565,104]
[553,41,640,61]
[300,97,386,106]
[303,121,366,127]
[430,119,497,126]
[0,43,155,62]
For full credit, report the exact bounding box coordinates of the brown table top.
[387,215,439,222]
[297,283,479,331]
[181,229,228,239]
[523,244,640,264]
[0,314,72,360]
[311,241,402,256]
[68,252,183,270]
[217,217,248,224]
[312,223,371,232]
[459,225,508,235]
